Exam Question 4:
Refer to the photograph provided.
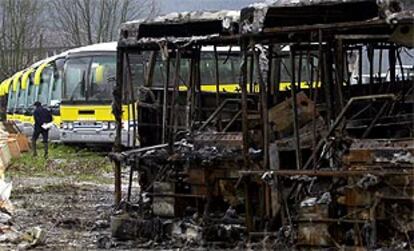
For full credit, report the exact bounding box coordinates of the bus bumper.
[60,129,136,147]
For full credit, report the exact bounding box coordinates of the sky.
[156,0,264,14]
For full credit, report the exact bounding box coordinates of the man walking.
[32,101,53,158]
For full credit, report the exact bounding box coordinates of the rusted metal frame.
[186,48,195,130]
[389,46,396,90]
[195,46,202,123]
[199,99,249,131]
[302,94,396,170]
[161,55,170,143]
[249,52,255,93]
[223,110,242,132]
[253,41,269,170]
[396,48,407,103]
[396,48,406,83]
[214,46,222,131]
[240,39,250,164]
[297,49,303,92]
[312,39,320,169]
[113,48,125,206]
[358,46,363,86]
[262,18,386,34]
[368,44,374,95]
[361,100,390,138]
[271,46,281,105]
[190,48,199,129]
[267,45,274,105]
[125,53,138,148]
[290,48,302,170]
[145,51,157,87]
[127,159,137,202]
[168,49,182,152]
[305,42,314,100]
[334,39,344,110]
[344,46,352,99]
[239,169,414,177]
[377,47,383,86]
[325,39,335,120]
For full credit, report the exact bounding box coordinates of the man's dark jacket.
[33,106,53,131]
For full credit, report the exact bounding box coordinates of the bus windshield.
[89,55,116,102]
[63,57,90,102]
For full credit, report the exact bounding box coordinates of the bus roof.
[67,42,117,55]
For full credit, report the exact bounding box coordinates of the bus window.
[7,87,16,113]
[199,52,240,91]
[17,79,27,109]
[50,58,65,106]
[38,66,53,105]
[89,56,116,101]
[63,57,90,101]
[26,74,36,107]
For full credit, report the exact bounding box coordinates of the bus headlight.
[62,123,68,129]
[109,122,116,130]
[68,123,74,130]
[102,122,109,130]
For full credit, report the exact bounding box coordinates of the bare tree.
[0,0,46,80]
[49,0,159,47]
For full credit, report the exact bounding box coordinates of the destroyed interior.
[109,0,414,249]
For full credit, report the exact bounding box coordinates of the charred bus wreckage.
[109,0,414,249]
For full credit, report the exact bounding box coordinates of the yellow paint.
[4,78,12,94]
[21,68,34,90]
[53,115,61,126]
[12,71,24,92]
[60,104,133,122]
[13,114,24,123]
[178,81,321,93]
[0,82,4,96]
[6,114,15,121]
[21,115,34,125]
[34,62,49,85]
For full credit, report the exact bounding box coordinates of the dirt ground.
[0,145,141,250]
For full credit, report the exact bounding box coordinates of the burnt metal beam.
[113,47,125,205]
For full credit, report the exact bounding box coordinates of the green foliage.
[8,144,113,183]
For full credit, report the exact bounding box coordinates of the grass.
[8,143,113,184]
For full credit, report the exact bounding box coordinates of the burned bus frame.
[112,1,414,248]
